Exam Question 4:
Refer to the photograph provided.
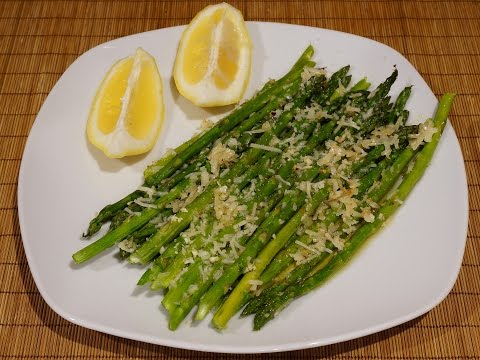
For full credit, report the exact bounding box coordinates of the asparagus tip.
[136,269,151,286]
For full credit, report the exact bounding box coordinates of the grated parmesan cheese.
[246,128,267,135]
[213,186,247,227]
[409,119,438,150]
[118,238,137,253]
[250,143,282,153]
[200,118,214,131]
[301,67,326,82]
[295,239,321,254]
[170,215,183,223]
[275,175,291,186]
[247,279,263,292]
[133,198,158,209]
[124,207,141,216]
[138,186,155,198]
[208,141,238,177]
[294,103,331,122]
[345,105,361,114]
[361,207,375,223]
[336,79,346,97]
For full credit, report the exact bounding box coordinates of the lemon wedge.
[173,3,252,107]
[87,48,164,158]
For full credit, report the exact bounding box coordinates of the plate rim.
[17,21,469,354]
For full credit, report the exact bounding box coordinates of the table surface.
[1,0,479,358]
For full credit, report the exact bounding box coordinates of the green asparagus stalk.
[118,222,161,259]
[315,66,350,105]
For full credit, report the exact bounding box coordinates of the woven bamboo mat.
[1,0,479,358]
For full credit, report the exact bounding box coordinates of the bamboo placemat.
[1,0,479,358]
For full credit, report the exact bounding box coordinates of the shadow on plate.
[85,132,150,173]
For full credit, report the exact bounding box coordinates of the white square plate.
[18,23,468,353]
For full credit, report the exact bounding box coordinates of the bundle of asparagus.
[72,46,455,331]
